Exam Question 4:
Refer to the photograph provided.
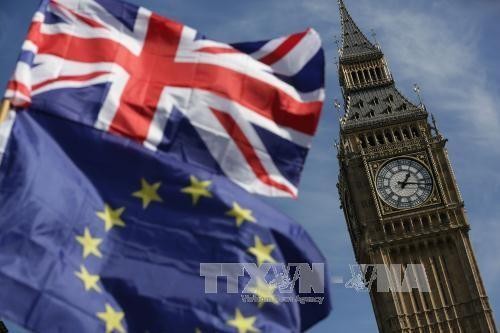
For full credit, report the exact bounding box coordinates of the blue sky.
[1,0,500,332]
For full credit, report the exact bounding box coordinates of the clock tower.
[335,1,497,332]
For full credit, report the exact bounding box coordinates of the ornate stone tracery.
[336,1,497,332]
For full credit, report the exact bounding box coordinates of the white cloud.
[300,0,500,147]
[299,0,500,306]
[356,0,500,147]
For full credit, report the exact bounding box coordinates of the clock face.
[376,158,433,209]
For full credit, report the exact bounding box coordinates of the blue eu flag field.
[0,110,330,332]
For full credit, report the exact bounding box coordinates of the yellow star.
[75,265,101,293]
[226,309,259,333]
[97,304,126,333]
[75,227,103,259]
[226,202,256,227]
[181,175,212,205]
[132,178,163,209]
[247,278,279,308]
[97,204,126,232]
[248,236,276,267]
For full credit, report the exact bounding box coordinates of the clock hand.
[400,172,411,189]
[397,181,432,187]
[404,181,432,186]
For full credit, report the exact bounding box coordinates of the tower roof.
[341,86,425,130]
[338,0,382,60]
[337,0,426,131]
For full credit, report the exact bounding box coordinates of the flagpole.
[0,99,11,123]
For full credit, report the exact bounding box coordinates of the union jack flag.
[6,0,325,198]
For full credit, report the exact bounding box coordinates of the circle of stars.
[72,174,280,333]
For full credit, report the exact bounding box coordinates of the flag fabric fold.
[5,0,325,198]
[1,0,331,331]
[0,109,331,332]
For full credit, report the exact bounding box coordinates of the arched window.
[369,68,376,81]
[367,135,376,146]
[394,222,402,234]
[411,126,420,137]
[376,132,384,145]
[384,224,393,236]
[352,71,359,85]
[384,130,394,143]
[358,70,365,84]
[359,136,367,148]
[422,216,430,228]
[363,69,370,82]
[439,212,449,224]
[394,129,402,141]
[403,220,411,233]
[402,128,410,139]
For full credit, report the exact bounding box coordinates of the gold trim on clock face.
[376,158,433,209]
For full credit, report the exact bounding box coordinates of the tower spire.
[338,0,381,60]
[336,0,424,130]
[336,3,498,332]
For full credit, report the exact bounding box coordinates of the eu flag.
[0,109,331,332]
